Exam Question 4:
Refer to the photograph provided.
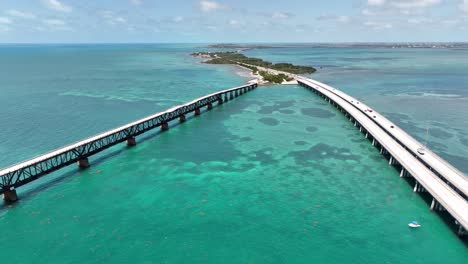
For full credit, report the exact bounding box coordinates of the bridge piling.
[179,115,186,123]
[77,158,90,169]
[207,103,213,110]
[161,123,169,131]
[127,137,137,147]
[194,108,201,116]
[2,189,18,203]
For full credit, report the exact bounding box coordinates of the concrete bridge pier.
[2,189,18,203]
[230,93,234,100]
[77,158,90,169]
[161,123,169,131]
[389,156,395,165]
[217,98,223,105]
[457,225,467,237]
[207,103,213,110]
[127,137,137,147]
[400,168,409,178]
[235,90,239,97]
[430,198,445,211]
[413,182,426,193]
[179,115,186,123]
[194,108,201,116]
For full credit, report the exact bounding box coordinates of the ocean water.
[0,44,466,263]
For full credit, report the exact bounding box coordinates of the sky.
[0,0,468,43]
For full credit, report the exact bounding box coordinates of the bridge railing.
[0,83,257,193]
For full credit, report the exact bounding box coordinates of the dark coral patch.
[306,126,318,133]
[289,143,361,165]
[301,108,335,118]
[258,117,280,126]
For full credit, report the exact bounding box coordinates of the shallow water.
[0,45,466,263]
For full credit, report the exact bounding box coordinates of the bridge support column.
[194,108,201,116]
[413,182,426,193]
[77,158,90,169]
[400,168,407,178]
[372,139,376,146]
[365,132,369,139]
[458,225,467,237]
[224,94,229,102]
[230,93,234,100]
[217,98,223,105]
[161,123,169,131]
[207,103,213,110]
[127,137,137,147]
[179,115,186,123]
[2,189,18,203]
[389,156,394,165]
[430,198,445,211]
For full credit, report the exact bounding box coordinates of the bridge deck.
[0,83,257,192]
[298,78,468,231]
[298,77,468,199]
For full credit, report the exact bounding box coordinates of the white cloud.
[0,25,11,32]
[7,10,36,19]
[272,12,293,19]
[368,0,441,9]
[43,19,65,26]
[407,18,433,24]
[368,0,386,6]
[42,18,72,31]
[199,0,226,12]
[317,15,350,23]
[173,16,184,23]
[101,11,127,25]
[0,17,12,24]
[42,0,72,13]
[461,0,468,12]
[130,0,143,5]
[364,21,393,29]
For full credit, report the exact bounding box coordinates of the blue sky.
[0,0,467,43]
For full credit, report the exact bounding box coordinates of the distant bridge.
[297,77,468,237]
[0,83,257,202]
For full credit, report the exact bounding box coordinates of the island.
[191,51,316,84]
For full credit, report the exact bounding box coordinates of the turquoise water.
[0,45,467,263]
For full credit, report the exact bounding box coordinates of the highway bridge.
[297,77,468,237]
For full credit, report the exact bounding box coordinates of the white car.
[417,148,426,155]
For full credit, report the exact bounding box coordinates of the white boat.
[408,221,421,228]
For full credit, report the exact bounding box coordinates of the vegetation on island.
[191,51,315,84]
[192,52,316,74]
